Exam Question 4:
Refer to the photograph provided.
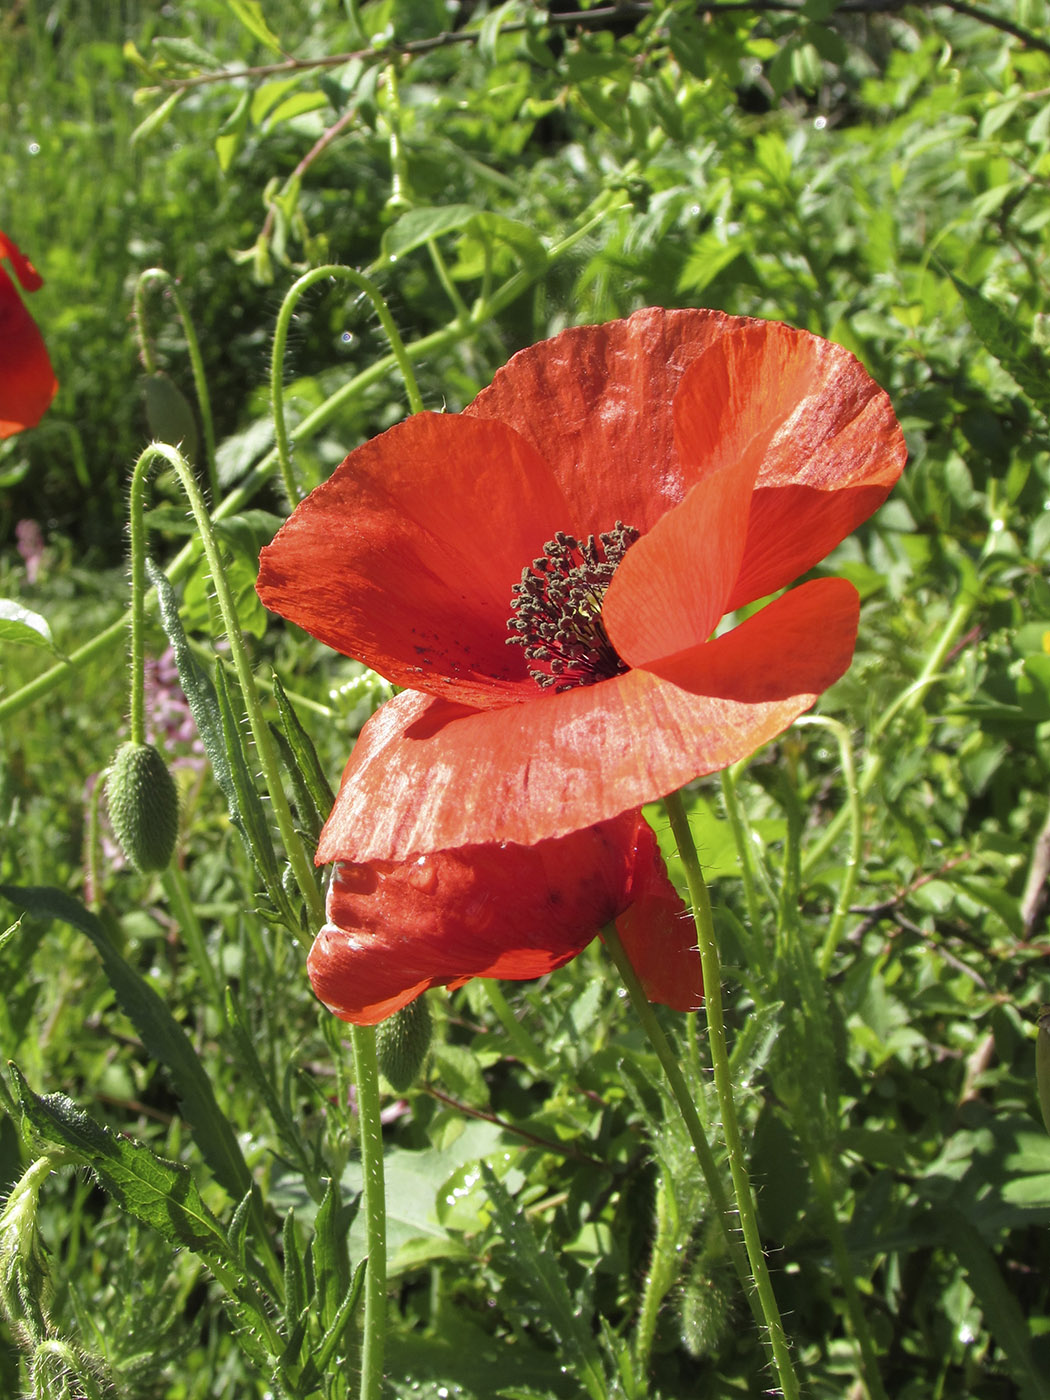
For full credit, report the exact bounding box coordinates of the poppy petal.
[317,630,853,865]
[257,412,571,707]
[726,350,907,607]
[308,811,677,1024]
[0,251,57,440]
[641,577,859,698]
[466,306,739,535]
[602,318,822,667]
[609,822,702,1012]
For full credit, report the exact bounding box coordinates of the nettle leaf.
[0,885,252,1203]
[0,599,59,652]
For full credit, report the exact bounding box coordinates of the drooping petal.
[465,306,740,535]
[0,233,57,439]
[257,412,571,707]
[317,610,856,865]
[308,810,688,1024]
[639,577,859,697]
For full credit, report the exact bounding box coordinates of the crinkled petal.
[257,412,571,707]
[308,810,690,1024]
[317,613,854,864]
[0,264,57,439]
[465,306,740,535]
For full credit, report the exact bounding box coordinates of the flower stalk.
[660,788,801,1400]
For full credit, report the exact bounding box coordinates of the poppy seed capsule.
[105,741,179,873]
[375,996,432,1092]
[1037,1006,1050,1136]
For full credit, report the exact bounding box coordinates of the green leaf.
[0,885,252,1202]
[225,0,285,54]
[216,89,252,172]
[150,35,222,69]
[949,273,1050,413]
[480,1163,608,1400]
[941,1207,1050,1400]
[273,674,335,820]
[311,1176,356,1331]
[0,599,59,652]
[382,204,484,259]
[130,89,184,146]
[12,1066,233,1262]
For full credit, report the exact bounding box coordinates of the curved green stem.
[601,922,772,1348]
[127,444,387,1400]
[661,790,801,1400]
[271,263,423,503]
[134,268,219,501]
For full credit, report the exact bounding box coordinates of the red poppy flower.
[0,229,58,439]
[258,308,906,1022]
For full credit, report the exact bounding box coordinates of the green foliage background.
[2,0,1050,1396]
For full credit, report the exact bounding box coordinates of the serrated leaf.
[950,273,1050,414]
[310,1176,355,1331]
[273,674,335,821]
[314,1256,367,1372]
[12,1066,233,1261]
[480,1163,607,1400]
[0,886,252,1203]
[0,599,59,652]
[226,0,285,54]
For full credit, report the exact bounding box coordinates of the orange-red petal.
[308,810,692,1024]
[465,306,737,536]
[317,597,856,865]
[0,232,57,439]
[256,412,571,707]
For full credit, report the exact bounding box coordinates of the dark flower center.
[506,521,640,692]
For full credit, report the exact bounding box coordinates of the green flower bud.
[376,996,433,1093]
[1037,1005,1050,1136]
[105,741,179,873]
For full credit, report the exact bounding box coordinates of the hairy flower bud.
[105,741,179,873]
[375,996,432,1092]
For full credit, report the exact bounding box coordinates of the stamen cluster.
[507,522,640,691]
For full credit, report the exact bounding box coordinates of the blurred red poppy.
[0,229,58,439]
[259,308,906,1021]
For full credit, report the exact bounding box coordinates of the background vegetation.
[2,0,1050,1395]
